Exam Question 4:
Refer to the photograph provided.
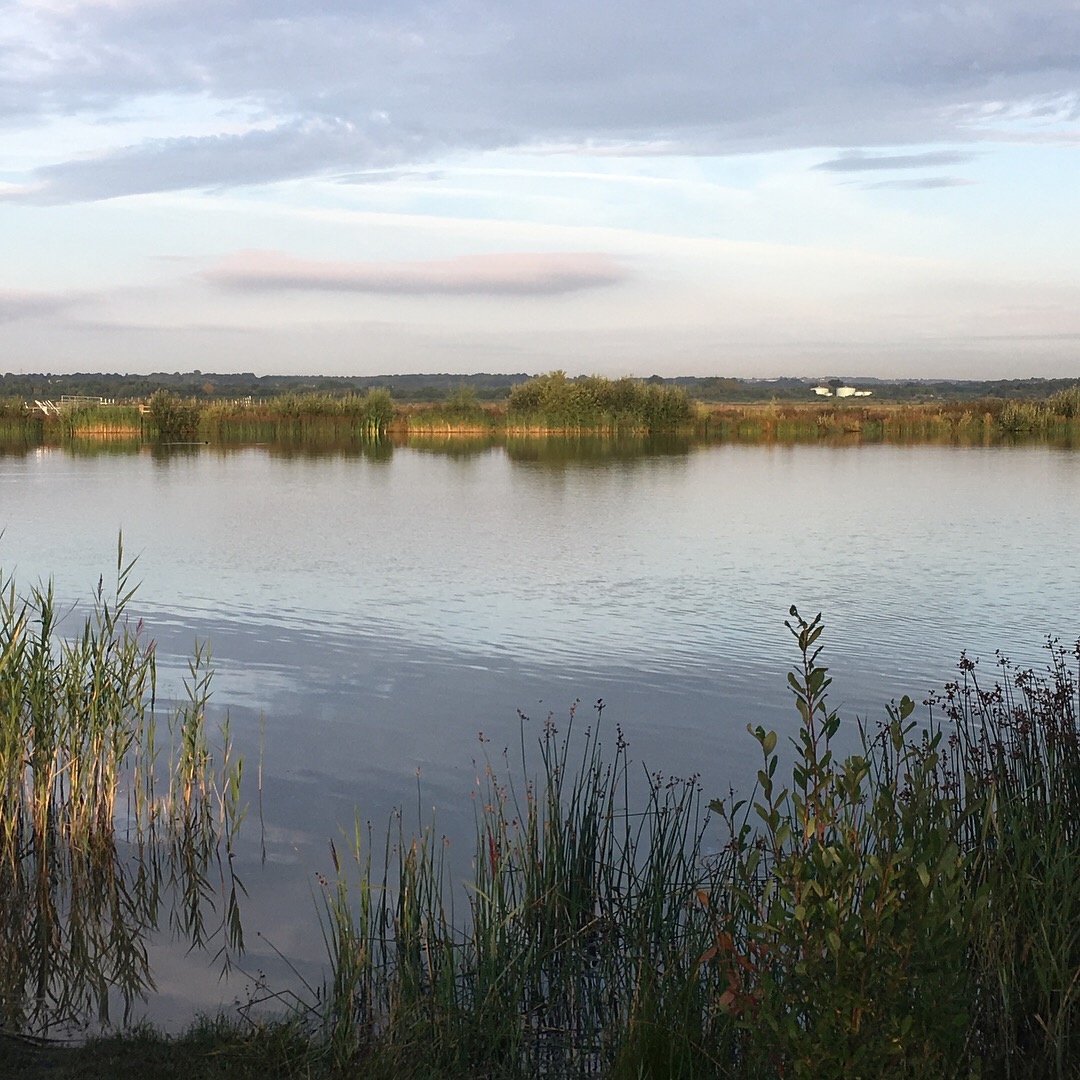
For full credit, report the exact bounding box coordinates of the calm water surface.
[1,437,1077,1024]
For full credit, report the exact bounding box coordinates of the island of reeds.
[3,373,1080,449]
[1,552,1078,1077]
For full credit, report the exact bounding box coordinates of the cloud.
[0,288,73,322]
[5,1,1080,199]
[0,118,460,204]
[864,176,977,190]
[200,250,629,296]
[815,150,974,172]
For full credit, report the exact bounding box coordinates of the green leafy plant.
[708,609,973,1079]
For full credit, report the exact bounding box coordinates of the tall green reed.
[932,642,1080,1078]
[201,389,395,440]
[0,541,247,1031]
[319,704,724,1079]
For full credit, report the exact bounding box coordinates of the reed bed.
[702,391,1080,444]
[318,708,724,1080]
[506,373,694,434]
[9,379,1080,450]
[0,544,246,1032]
[401,409,501,435]
[703,402,971,443]
[934,643,1080,1078]
[400,385,501,434]
[0,419,42,442]
[61,404,145,438]
[0,397,44,443]
[200,390,394,441]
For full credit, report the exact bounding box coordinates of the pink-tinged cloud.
[0,289,73,323]
[201,250,629,296]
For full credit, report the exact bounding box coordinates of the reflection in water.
[505,433,693,466]
[0,554,245,1033]
[0,815,243,1032]
[400,433,501,458]
[0,438,38,460]
[264,437,394,463]
[148,442,208,463]
[2,426,1078,465]
[210,436,394,462]
[65,436,145,459]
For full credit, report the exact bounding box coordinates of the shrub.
[360,388,394,433]
[148,390,202,440]
[507,372,692,431]
[1048,383,1080,419]
[707,609,972,1078]
[998,400,1044,433]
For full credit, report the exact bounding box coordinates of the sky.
[2,1,1080,379]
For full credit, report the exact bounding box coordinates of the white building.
[811,386,873,398]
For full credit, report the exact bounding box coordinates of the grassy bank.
[1,575,1077,1076]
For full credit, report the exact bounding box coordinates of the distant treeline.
[0,371,528,403]
[3,369,1080,404]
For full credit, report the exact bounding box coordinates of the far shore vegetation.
[1,372,1080,448]
[0,546,1078,1077]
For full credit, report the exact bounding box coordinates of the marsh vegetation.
[2,559,1077,1077]
[295,611,1080,1080]
[6,377,1080,451]
[0,545,246,1035]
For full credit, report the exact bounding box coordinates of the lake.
[1,435,1077,1027]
